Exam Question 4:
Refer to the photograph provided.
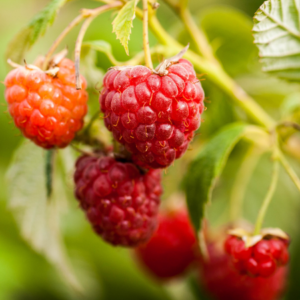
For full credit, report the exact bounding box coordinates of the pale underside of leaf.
[184,123,265,234]
[253,0,300,80]
[112,0,138,55]
[5,141,82,293]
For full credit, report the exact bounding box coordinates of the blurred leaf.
[184,123,248,233]
[5,141,83,294]
[112,0,138,55]
[6,0,69,63]
[280,92,300,118]
[200,6,256,77]
[253,0,300,80]
[81,46,104,89]
[83,40,119,66]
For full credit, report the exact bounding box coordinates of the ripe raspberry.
[224,235,289,278]
[200,241,287,300]
[135,209,197,279]
[74,154,162,247]
[4,59,88,148]
[100,59,205,169]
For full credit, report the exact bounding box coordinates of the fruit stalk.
[142,0,153,69]
[253,158,279,235]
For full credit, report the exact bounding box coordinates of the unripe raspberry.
[100,59,205,169]
[200,241,287,300]
[224,235,289,278]
[135,209,197,279]
[74,154,162,247]
[4,59,88,148]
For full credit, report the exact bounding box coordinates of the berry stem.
[135,8,276,129]
[142,0,153,69]
[45,149,55,199]
[278,151,300,193]
[253,154,280,235]
[164,0,216,63]
[229,146,263,222]
[42,14,85,70]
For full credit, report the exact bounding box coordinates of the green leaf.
[112,0,138,55]
[82,40,119,66]
[5,141,83,293]
[184,123,249,233]
[6,0,69,63]
[200,6,256,77]
[253,0,300,80]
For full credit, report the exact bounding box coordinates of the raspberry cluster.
[5,59,88,148]
[201,241,287,300]
[100,59,204,169]
[74,154,162,247]
[224,235,289,278]
[135,209,197,279]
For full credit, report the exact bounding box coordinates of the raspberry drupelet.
[224,235,289,278]
[100,59,205,169]
[200,241,287,300]
[74,154,162,247]
[4,58,88,148]
[135,209,197,279]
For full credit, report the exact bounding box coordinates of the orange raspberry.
[4,58,88,149]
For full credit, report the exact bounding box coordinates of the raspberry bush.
[2,0,300,298]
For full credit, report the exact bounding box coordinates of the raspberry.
[100,59,205,169]
[200,241,287,300]
[224,235,289,278]
[4,59,88,148]
[135,209,197,279]
[74,154,162,247]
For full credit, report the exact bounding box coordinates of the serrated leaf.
[5,141,82,293]
[6,0,69,63]
[184,123,249,233]
[112,0,138,55]
[253,0,300,80]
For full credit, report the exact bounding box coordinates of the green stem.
[142,0,153,69]
[253,157,279,235]
[229,146,262,222]
[45,149,55,199]
[278,151,300,193]
[139,11,276,129]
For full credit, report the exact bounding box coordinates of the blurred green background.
[2,0,300,299]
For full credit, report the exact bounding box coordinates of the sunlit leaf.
[5,141,82,293]
[253,0,300,80]
[112,0,138,55]
[6,0,69,63]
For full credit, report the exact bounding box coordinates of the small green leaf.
[6,141,82,293]
[83,40,119,66]
[112,0,138,55]
[6,0,69,63]
[184,123,249,233]
[253,0,300,80]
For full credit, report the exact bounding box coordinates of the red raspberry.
[200,242,287,300]
[74,154,162,247]
[4,59,88,148]
[224,235,289,278]
[100,59,205,169]
[135,209,197,279]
